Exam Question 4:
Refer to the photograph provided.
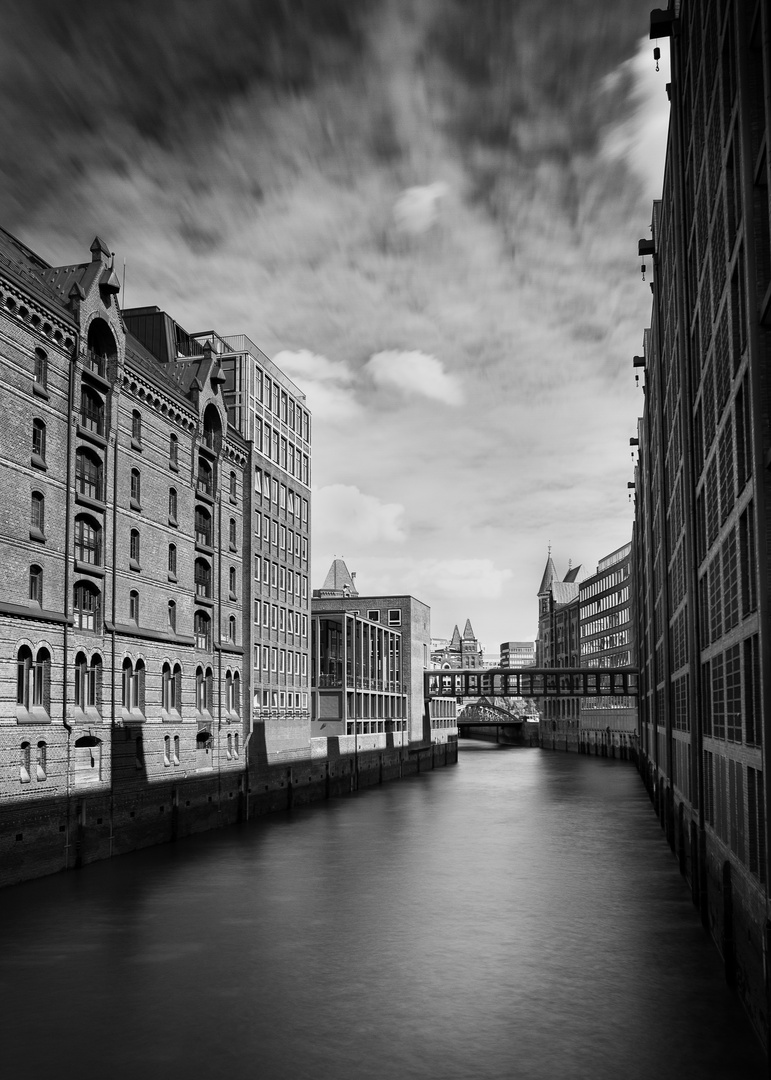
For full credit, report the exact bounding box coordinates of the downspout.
[110,357,120,857]
[217,454,223,813]
[62,327,78,867]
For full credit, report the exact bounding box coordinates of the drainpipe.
[62,327,78,867]
[217,453,223,813]
[109,355,120,856]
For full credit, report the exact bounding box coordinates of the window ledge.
[130,498,142,512]
[131,438,143,452]
[16,707,51,725]
[229,543,237,553]
[75,560,104,578]
[29,527,46,543]
[121,708,145,724]
[32,382,49,400]
[169,460,180,473]
[75,492,106,512]
[77,425,107,448]
[161,709,183,724]
[228,591,237,602]
[72,706,102,724]
[129,559,141,572]
[168,572,178,583]
[196,595,214,607]
[168,516,178,528]
[31,454,47,471]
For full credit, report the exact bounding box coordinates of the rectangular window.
[280,566,286,591]
[279,607,286,632]
[271,648,277,672]
[280,649,285,673]
[255,467,262,494]
[254,554,261,580]
[271,605,278,630]
[367,610,380,622]
[387,609,402,626]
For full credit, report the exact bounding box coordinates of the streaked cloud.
[273,349,361,421]
[365,350,463,406]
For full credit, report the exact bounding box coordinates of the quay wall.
[0,738,458,889]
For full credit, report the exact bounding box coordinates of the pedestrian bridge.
[424,667,639,702]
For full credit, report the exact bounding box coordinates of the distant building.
[578,542,637,753]
[312,559,456,746]
[431,619,483,669]
[536,553,581,749]
[500,641,535,668]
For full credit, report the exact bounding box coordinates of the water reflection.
[0,746,765,1079]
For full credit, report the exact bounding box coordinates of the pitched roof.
[537,554,558,595]
[563,564,582,583]
[551,581,580,606]
[317,558,358,597]
[462,618,476,640]
[449,624,462,648]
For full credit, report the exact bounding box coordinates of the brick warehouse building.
[632,0,771,1047]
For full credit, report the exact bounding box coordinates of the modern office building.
[632,0,771,1046]
[578,543,637,752]
[312,559,456,745]
[499,641,535,668]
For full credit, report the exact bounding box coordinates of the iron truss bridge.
[424,667,639,701]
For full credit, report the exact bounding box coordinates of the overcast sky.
[2,0,670,650]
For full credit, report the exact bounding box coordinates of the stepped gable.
[317,558,359,598]
[537,553,558,595]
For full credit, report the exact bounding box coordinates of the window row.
[254,558,308,600]
[254,370,310,442]
[254,421,310,484]
[255,515,308,562]
[253,601,308,638]
[254,469,309,524]
[365,609,402,627]
[256,645,309,677]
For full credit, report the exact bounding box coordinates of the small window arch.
[29,564,43,605]
[129,529,140,569]
[173,663,182,716]
[17,646,50,712]
[36,740,47,781]
[74,514,101,565]
[233,671,240,716]
[169,433,179,468]
[131,410,142,446]
[168,487,178,523]
[229,565,237,596]
[30,490,45,538]
[226,732,233,759]
[129,589,139,624]
[197,455,213,497]
[75,447,103,500]
[195,506,212,547]
[229,518,237,550]
[130,468,141,508]
[229,614,237,644]
[229,470,237,502]
[195,558,212,599]
[122,657,146,714]
[168,599,177,633]
[168,543,177,578]
[194,611,211,651]
[163,733,171,767]
[234,731,240,757]
[80,385,105,435]
[34,347,47,388]
[32,418,46,463]
[20,741,31,784]
[74,580,101,631]
[173,733,180,765]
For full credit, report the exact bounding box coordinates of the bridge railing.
[424,667,639,700]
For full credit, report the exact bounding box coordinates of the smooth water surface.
[0,746,765,1079]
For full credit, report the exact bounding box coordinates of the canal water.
[0,746,766,1080]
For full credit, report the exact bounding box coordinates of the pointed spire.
[462,618,475,640]
[538,551,558,595]
[449,624,462,648]
[318,558,358,597]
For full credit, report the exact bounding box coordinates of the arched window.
[74,514,101,565]
[168,543,177,578]
[130,468,141,508]
[29,564,43,605]
[74,580,101,631]
[195,729,213,768]
[194,558,211,598]
[229,518,237,550]
[122,658,145,713]
[226,672,233,713]
[229,615,237,644]
[80,385,105,435]
[173,663,182,715]
[163,734,171,767]
[34,347,47,389]
[234,731,239,757]
[168,600,177,633]
[168,487,178,523]
[162,662,174,712]
[131,410,142,446]
[229,566,236,597]
[229,471,237,502]
[196,666,206,712]
[32,418,46,463]
[75,447,103,500]
[197,456,213,496]
[73,734,102,783]
[173,734,180,765]
[129,529,140,568]
[194,611,211,651]
[17,646,49,712]
[202,403,222,452]
[169,433,179,468]
[86,319,115,378]
[30,490,45,537]
[195,506,212,547]
[20,742,31,784]
[129,590,139,623]
[226,732,233,760]
[36,741,47,781]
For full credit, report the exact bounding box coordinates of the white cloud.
[393,181,449,235]
[313,484,407,546]
[272,348,361,420]
[365,349,463,406]
[332,557,512,602]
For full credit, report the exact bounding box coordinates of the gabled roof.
[317,558,358,597]
[551,581,580,606]
[537,553,558,595]
[0,225,76,321]
[449,624,462,648]
[563,564,582,583]
[462,618,476,640]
